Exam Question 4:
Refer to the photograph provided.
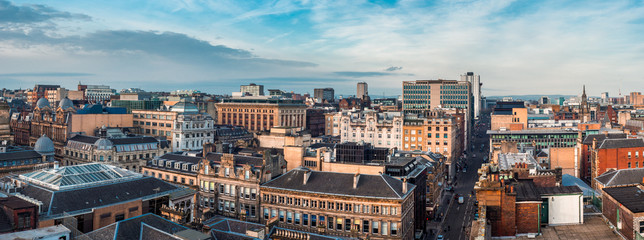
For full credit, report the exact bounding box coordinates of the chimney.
[402,178,408,194]
[303,170,312,185]
[353,173,360,189]
[592,138,597,149]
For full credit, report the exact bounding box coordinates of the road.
[434,114,490,240]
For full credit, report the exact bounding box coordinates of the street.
[432,114,490,240]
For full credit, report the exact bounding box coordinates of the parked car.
[458,196,464,204]
[437,235,444,240]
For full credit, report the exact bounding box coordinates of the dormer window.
[183,164,188,171]
[192,165,198,172]
[175,163,180,169]
[166,162,172,168]
[158,160,164,166]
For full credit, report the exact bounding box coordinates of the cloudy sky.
[0,0,643,97]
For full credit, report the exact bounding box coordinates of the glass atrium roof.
[20,163,142,191]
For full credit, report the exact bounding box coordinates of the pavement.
[515,215,621,240]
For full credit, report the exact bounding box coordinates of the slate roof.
[598,139,644,149]
[261,168,414,199]
[0,196,37,209]
[582,133,626,145]
[205,153,264,166]
[515,180,541,202]
[46,177,178,216]
[68,135,159,145]
[595,168,644,188]
[158,153,202,164]
[603,185,644,213]
[539,186,582,195]
[83,213,188,240]
[0,150,42,161]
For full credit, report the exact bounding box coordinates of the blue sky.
[0,0,643,97]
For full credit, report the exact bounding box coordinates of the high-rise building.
[601,92,609,103]
[357,82,368,100]
[402,79,473,149]
[313,88,334,103]
[240,83,264,96]
[461,72,481,119]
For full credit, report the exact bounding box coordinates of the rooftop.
[81,213,197,240]
[20,163,142,191]
[498,153,541,171]
[261,167,414,200]
[595,168,644,188]
[598,138,644,149]
[603,184,644,213]
[487,129,578,135]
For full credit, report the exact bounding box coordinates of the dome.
[58,97,74,110]
[34,134,55,155]
[171,98,199,114]
[36,98,51,109]
[94,138,113,150]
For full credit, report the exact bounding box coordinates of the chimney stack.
[303,170,312,185]
[353,173,360,189]
[592,138,597,149]
[402,178,408,194]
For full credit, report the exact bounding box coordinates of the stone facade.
[216,99,307,132]
[197,151,286,223]
[337,110,403,149]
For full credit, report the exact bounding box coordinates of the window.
[373,221,379,234]
[328,217,333,230]
[629,162,632,168]
[639,221,644,233]
[264,209,269,219]
[311,215,317,227]
[303,214,309,225]
[382,222,388,235]
[345,219,351,231]
[295,213,301,225]
[115,213,125,222]
[391,223,398,235]
[629,152,632,158]
[279,210,285,222]
[337,218,343,230]
[363,220,369,233]
[287,212,293,223]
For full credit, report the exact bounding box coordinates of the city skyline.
[0,0,643,96]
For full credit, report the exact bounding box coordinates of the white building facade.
[338,110,403,149]
[85,85,116,102]
[171,99,215,151]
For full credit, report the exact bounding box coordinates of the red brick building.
[591,138,644,188]
[602,184,644,240]
[475,165,581,237]
[579,133,627,182]
[0,196,38,233]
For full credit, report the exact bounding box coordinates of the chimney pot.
[303,170,312,185]
[402,178,408,194]
[353,173,360,189]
